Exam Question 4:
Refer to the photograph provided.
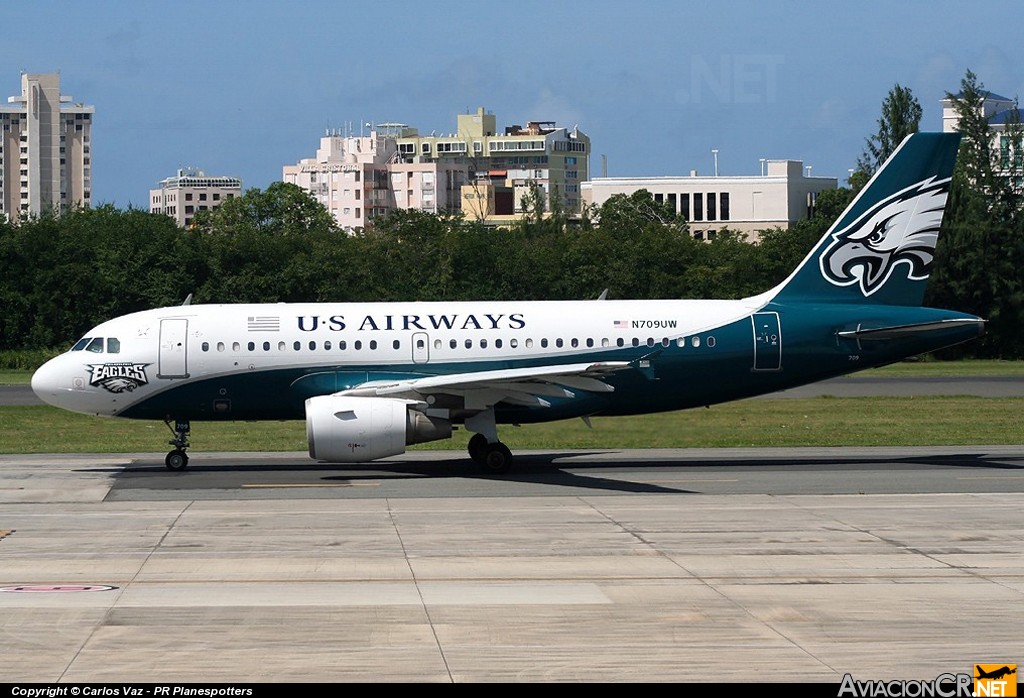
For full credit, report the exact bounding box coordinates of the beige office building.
[582,160,836,241]
[149,168,242,228]
[941,89,1022,184]
[1,72,93,219]
[284,108,590,230]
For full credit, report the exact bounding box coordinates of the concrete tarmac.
[1,448,1023,683]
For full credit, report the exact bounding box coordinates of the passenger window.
[541,338,548,348]
[707,336,716,348]
[647,337,655,347]
[308,341,316,351]
[511,338,519,348]
[495,339,502,349]
[86,337,104,353]
[433,339,441,350]
[369,340,377,350]
[201,342,210,352]
[293,341,301,351]
[217,342,225,352]
[339,340,347,350]
[107,338,120,354]
[524,339,532,348]
[617,338,624,347]
[677,338,685,348]
[324,341,332,351]
[692,337,701,348]
[354,340,362,350]
[395,340,402,350]
[232,342,240,352]
[278,342,286,351]
[247,342,255,351]
[632,338,640,347]
[71,338,91,351]
[481,339,488,349]
[450,339,457,349]
[587,338,594,348]
[263,342,270,351]
[570,338,578,348]
[465,339,472,349]
[662,338,670,347]
[556,338,564,348]
[601,338,609,347]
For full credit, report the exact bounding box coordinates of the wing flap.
[336,360,631,408]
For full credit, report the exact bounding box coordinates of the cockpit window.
[71,337,91,351]
[85,337,105,353]
[106,338,120,354]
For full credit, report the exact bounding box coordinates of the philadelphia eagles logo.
[87,363,150,393]
[819,176,950,296]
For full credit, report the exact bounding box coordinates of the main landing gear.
[467,433,514,473]
[465,409,514,474]
[164,418,191,471]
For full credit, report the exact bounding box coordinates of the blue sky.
[5,1,1022,208]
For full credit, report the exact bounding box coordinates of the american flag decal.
[247,316,280,332]
[613,320,629,329]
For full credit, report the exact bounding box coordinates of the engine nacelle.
[305,395,452,463]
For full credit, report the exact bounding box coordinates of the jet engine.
[305,395,452,462]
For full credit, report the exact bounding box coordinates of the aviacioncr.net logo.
[838,672,973,697]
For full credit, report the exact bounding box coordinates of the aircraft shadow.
[89,449,1024,496]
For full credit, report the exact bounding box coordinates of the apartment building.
[283,126,467,230]
[284,108,590,229]
[0,72,93,219]
[149,168,242,228]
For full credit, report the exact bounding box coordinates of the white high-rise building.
[0,72,93,219]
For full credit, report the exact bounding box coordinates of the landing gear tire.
[164,418,191,471]
[481,442,513,474]
[165,449,189,471]
[468,433,488,464]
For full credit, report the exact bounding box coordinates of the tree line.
[0,70,1020,358]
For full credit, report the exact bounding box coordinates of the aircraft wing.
[336,361,632,409]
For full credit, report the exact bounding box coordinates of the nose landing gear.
[164,418,191,470]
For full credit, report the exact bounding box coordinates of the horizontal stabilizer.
[837,318,985,341]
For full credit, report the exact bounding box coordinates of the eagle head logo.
[819,176,951,296]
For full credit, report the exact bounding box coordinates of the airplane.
[31,132,984,473]
[976,666,1016,681]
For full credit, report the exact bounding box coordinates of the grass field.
[2,395,1022,455]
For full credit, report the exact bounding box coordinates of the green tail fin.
[771,132,961,306]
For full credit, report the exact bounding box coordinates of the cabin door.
[158,318,190,379]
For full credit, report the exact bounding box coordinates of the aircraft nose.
[31,356,70,408]
[31,358,59,403]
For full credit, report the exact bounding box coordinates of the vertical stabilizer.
[770,132,961,306]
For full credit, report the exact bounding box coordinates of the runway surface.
[2,447,1023,683]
